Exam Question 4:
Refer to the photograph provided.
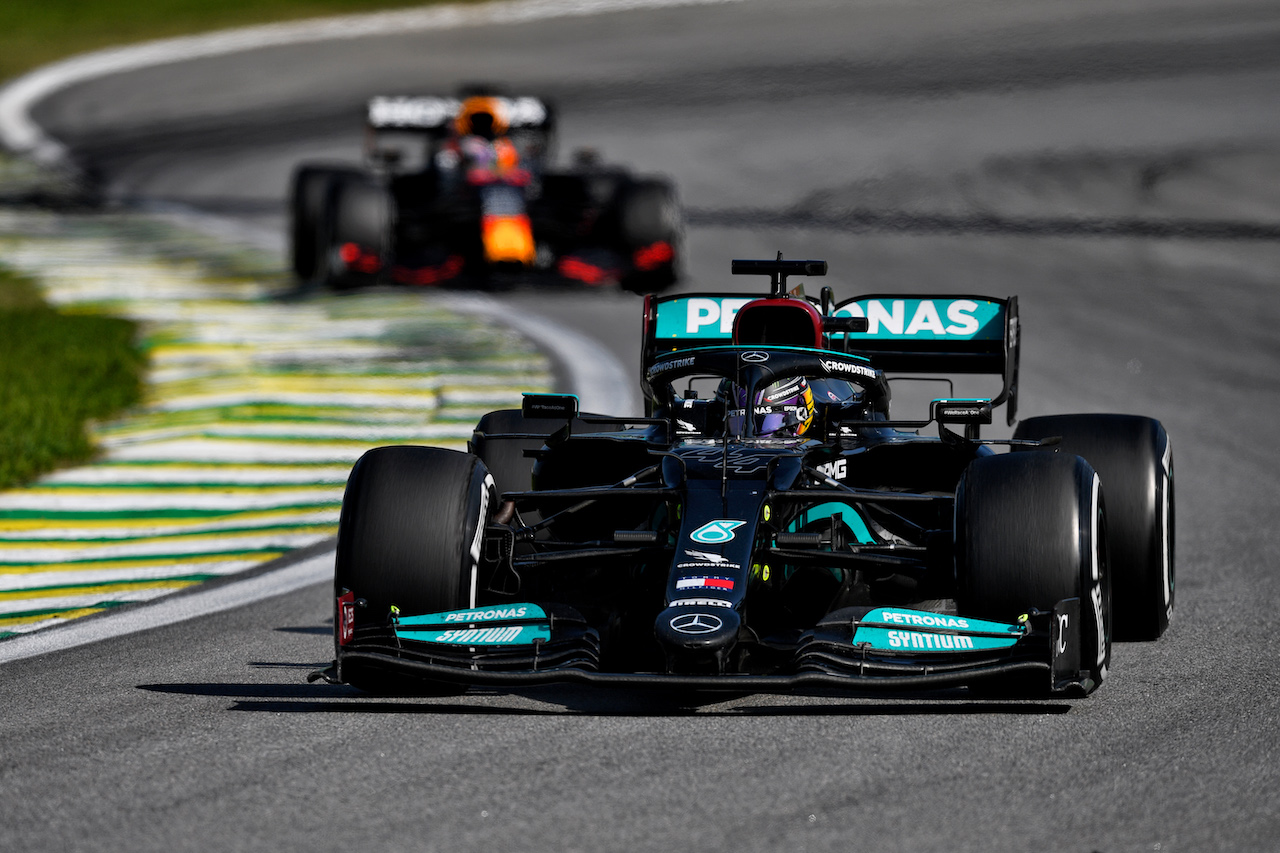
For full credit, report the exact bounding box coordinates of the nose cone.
[654,606,741,673]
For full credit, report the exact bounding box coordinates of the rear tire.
[288,164,360,282]
[334,446,495,694]
[1014,414,1173,640]
[955,452,1111,692]
[616,179,681,293]
[321,174,394,290]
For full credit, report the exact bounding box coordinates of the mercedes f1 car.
[289,92,681,291]
[314,256,1174,697]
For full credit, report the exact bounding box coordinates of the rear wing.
[365,96,554,132]
[641,292,1020,423]
[829,295,1015,373]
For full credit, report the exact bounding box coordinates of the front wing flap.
[324,600,1093,696]
[794,601,1090,694]
[335,603,601,683]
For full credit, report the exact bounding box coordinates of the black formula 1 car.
[313,257,1174,697]
[289,92,681,292]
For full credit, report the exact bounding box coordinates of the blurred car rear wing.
[365,96,554,132]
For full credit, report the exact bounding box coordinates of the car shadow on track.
[137,681,1074,716]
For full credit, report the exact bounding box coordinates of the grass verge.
[0,0,473,84]
[0,266,144,489]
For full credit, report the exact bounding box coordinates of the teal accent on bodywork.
[393,603,551,646]
[655,296,756,339]
[395,603,547,626]
[832,298,1005,341]
[399,624,552,646]
[690,519,747,544]
[852,607,1025,653]
[787,501,875,545]
[653,295,1004,343]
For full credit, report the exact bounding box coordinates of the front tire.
[334,446,495,693]
[955,452,1111,693]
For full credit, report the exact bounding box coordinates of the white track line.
[0,551,334,664]
[439,293,641,416]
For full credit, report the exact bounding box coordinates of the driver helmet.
[455,96,506,140]
[729,377,816,437]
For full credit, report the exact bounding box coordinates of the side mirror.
[932,399,993,425]
[823,316,870,335]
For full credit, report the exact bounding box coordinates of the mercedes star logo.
[670,612,724,634]
[740,351,770,363]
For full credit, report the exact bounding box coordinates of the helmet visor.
[727,379,813,437]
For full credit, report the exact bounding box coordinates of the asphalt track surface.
[5,0,1280,850]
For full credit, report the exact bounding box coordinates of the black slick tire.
[955,452,1111,693]
[616,179,680,294]
[289,164,360,282]
[334,445,496,694]
[321,173,393,290]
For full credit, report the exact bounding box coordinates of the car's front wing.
[316,600,1095,696]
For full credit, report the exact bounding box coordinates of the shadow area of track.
[137,681,1073,718]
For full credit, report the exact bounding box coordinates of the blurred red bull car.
[289,90,681,291]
